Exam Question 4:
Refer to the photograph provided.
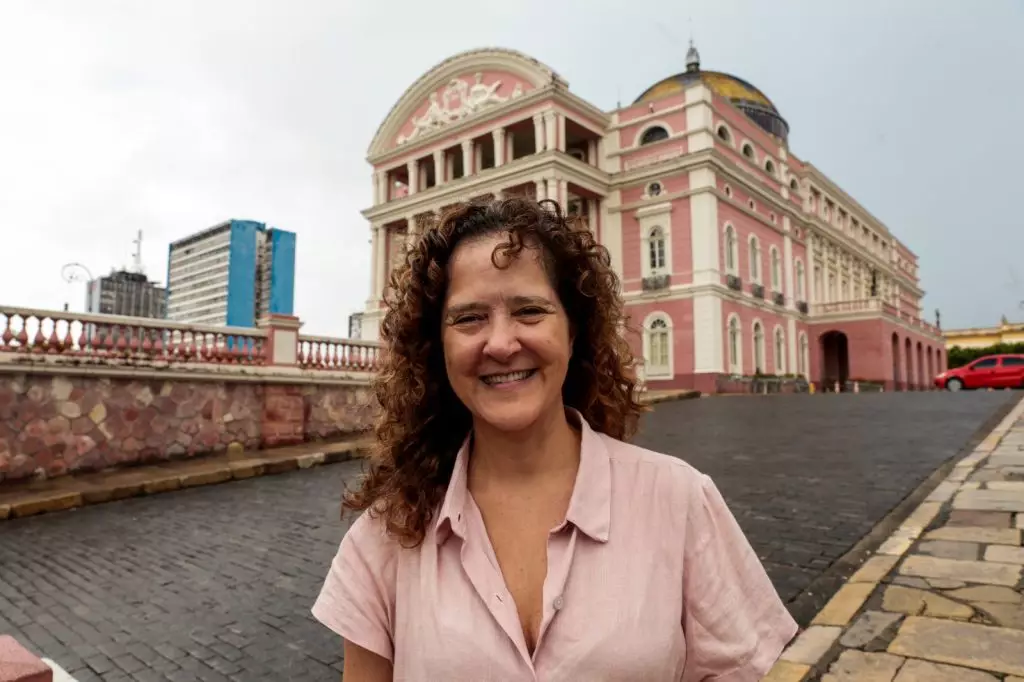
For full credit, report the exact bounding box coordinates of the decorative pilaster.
[533,114,544,152]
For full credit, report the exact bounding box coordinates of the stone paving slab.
[765,395,1024,681]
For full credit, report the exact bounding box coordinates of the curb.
[639,389,702,405]
[0,440,371,522]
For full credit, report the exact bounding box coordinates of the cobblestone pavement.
[770,397,1024,681]
[0,392,1017,681]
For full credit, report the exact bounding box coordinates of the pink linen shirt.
[312,412,798,681]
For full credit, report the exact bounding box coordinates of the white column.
[807,235,817,304]
[373,224,386,299]
[556,113,566,152]
[603,190,623,279]
[587,139,597,166]
[446,152,454,180]
[461,140,473,176]
[688,168,719,286]
[544,111,557,152]
[533,114,544,153]
[544,178,555,203]
[493,129,506,167]
[558,179,568,208]
[474,143,483,173]
[787,318,798,378]
[783,219,794,308]
[406,160,417,195]
[433,150,444,186]
[535,178,546,200]
[372,172,380,205]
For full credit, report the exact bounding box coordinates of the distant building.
[348,312,364,339]
[166,219,296,327]
[85,269,167,319]
[358,46,945,392]
[945,317,1024,350]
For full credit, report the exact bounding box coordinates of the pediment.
[368,48,564,159]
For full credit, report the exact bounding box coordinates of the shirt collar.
[433,407,612,545]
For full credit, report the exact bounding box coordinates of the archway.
[821,331,850,390]
[917,342,925,389]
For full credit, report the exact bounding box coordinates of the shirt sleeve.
[311,511,397,662]
[681,473,798,682]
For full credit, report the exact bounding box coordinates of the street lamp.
[61,262,94,312]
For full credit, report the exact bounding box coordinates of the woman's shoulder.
[599,432,709,488]
[340,509,404,568]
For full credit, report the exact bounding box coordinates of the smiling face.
[441,232,572,435]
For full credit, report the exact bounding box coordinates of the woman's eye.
[453,314,483,325]
[516,307,547,317]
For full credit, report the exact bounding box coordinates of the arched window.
[640,126,669,145]
[749,236,761,283]
[790,178,799,191]
[742,143,755,160]
[728,316,742,374]
[796,260,806,301]
[799,333,809,377]
[724,224,738,273]
[770,247,781,291]
[774,327,785,375]
[646,316,671,377]
[716,125,732,143]
[724,185,733,198]
[648,226,666,272]
[765,159,776,176]
[753,321,765,374]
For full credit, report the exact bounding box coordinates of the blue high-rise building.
[166,220,296,327]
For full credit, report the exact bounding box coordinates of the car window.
[973,358,999,368]
[1002,357,1024,367]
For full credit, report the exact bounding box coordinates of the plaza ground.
[0,392,1017,681]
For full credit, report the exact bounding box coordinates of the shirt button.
[552,595,564,611]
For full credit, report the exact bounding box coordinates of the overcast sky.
[1,1,1020,335]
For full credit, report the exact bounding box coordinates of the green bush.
[947,342,1024,369]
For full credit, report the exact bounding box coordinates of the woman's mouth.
[480,369,537,386]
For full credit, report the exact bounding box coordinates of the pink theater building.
[358,46,944,394]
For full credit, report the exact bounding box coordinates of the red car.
[935,354,1024,391]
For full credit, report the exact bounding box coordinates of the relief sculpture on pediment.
[396,73,525,146]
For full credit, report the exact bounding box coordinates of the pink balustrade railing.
[297,335,381,372]
[0,306,267,366]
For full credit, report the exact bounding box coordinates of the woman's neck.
[468,407,581,488]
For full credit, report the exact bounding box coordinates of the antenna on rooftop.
[132,230,144,274]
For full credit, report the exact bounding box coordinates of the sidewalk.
[766,396,1024,682]
[0,436,370,522]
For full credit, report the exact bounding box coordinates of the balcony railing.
[297,335,382,371]
[808,299,941,336]
[641,274,670,292]
[0,306,267,365]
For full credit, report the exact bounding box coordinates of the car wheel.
[947,378,963,392]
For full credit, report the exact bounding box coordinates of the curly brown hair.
[344,197,645,547]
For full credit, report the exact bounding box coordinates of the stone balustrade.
[0,305,382,485]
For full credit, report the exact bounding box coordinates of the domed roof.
[634,48,790,142]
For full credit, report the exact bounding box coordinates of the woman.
[313,197,797,680]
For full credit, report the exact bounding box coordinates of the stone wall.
[0,372,374,484]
